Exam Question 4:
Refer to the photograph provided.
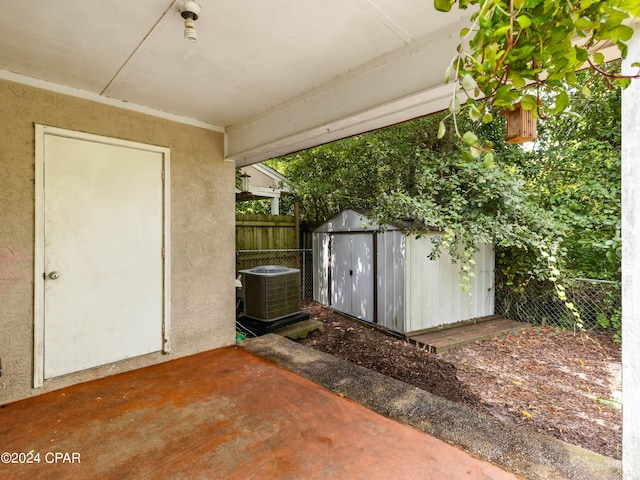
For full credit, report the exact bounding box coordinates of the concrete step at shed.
[275,319,323,339]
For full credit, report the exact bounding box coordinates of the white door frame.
[33,125,171,388]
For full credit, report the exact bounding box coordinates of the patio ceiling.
[0,0,471,165]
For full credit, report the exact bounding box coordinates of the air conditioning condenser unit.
[239,265,300,322]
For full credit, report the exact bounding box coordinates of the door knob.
[48,271,60,280]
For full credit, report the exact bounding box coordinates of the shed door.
[330,233,374,322]
[330,234,351,314]
[36,127,169,381]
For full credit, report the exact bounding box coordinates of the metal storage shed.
[313,209,495,335]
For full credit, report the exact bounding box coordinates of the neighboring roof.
[236,163,290,201]
[251,163,289,188]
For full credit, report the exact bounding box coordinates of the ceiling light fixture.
[178,0,201,43]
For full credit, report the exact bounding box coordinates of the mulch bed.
[296,301,622,459]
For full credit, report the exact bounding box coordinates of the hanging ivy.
[433,0,637,330]
[435,0,640,159]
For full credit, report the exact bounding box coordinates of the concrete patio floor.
[0,334,620,479]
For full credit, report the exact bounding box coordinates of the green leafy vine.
[434,0,638,331]
[435,0,640,155]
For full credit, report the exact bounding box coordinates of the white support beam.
[622,25,640,480]
[227,21,470,166]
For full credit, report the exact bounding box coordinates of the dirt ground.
[296,301,623,459]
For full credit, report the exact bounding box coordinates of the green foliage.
[597,309,622,343]
[268,69,622,333]
[512,71,622,282]
[235,168,242,190]
[435,0,639,160]
[595,278,623,341]
[271,114,563,286]
[431,0,633,331]
[269,115,460,222]
[371,144,562,284]
[235,198,273,215]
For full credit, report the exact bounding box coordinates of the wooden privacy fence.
[236,213,298,250]
[236,214,315,299]
[236,249,313,299]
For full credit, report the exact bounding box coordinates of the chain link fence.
[496,277,622,341]
[236,250,621,341]
[236,249,314,299]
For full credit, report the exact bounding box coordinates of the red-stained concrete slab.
[0,346,521,479]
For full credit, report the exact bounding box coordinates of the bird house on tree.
[506,103,537,144]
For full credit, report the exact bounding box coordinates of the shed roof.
[314,208,417,233]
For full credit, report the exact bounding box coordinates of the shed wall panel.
[405,236,495,333]
[312,232,329,305]
[473,243,495,316]
[406,236,442,332]
[376,231,405,331]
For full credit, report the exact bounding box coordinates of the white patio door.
[34,126,170,383]
[330,233,374,322]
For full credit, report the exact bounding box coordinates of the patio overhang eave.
[226,25,466,167]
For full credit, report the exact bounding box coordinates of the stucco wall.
[0,79,235,405]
